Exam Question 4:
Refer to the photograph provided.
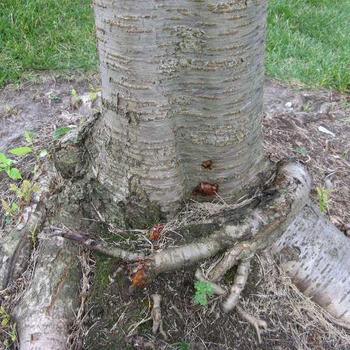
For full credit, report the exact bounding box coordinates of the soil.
[0,75,350,349]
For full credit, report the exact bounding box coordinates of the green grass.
[267,0,350,92]
[0,0,97,86]
[0,0,349,91]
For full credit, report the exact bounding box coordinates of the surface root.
[236,305,268,344]
[222,258,251,312]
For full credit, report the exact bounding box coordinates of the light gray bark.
[275,204,350,325]
[0,164,82,349]
[0,165,55,289]
[91,0,268,217]
[13,236,79,350]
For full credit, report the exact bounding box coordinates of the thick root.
[275,203,350,326]
[0,162,86,349]
[13,234,80,350]
[222,258,251,313]
[61,162,311,281]
[207,243,251,282]
[0,164,56,289]
[195,269,226,296]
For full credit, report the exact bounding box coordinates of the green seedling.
[52,126,73,140]
[194,281,215,306]
[176,341,190,350]
[0,153,22,180]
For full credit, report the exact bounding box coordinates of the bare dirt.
[0,75,350,349]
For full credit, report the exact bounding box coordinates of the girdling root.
[58,162,311,342]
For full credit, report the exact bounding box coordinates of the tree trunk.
[3,1,350,349]
[90,0,268,224]
[89,0,350,327]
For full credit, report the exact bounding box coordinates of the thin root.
[236,305,267,344]
[151,294,168,340]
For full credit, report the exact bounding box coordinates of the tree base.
[1,122,350,349]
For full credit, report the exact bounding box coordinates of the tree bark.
[275,204,350,324]
[13,237,80,350]
[90,0,268,222]
[3,2,350,350]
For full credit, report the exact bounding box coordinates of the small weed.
[52,126,74,140]
[0,153,22,180]
[316,187,332,213]
[89,84,101,104]
[176,341,190,350]
[1,131,45,222]
[1,199,19,218]
[193,281,214,306]
[302,102,313,112]
[9,146,33,156]
[0,306,17,349]
[10,180,40,205]
[70,88,83,109]
[293,147,308,157]
[24,130,34,144]
[23,130,48,163]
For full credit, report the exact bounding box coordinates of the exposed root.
[207,243,251,282]
[60,162,311,284]
[195,269,226,296]
[222,258,252,313]
[236,305,267,344]
[52,227,144,262]
[0,163,57,289]
[151,294,168,340]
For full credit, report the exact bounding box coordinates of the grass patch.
[0,0,97,87]
[0,0,349,91]
[267,0,350,92]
